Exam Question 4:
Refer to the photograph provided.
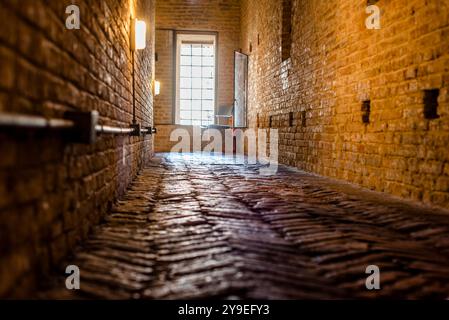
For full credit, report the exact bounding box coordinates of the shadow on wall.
[0,0,155,297]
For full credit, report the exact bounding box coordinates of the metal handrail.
[0,111,156,144]
[0,112,75,129]
[95,125,135,135]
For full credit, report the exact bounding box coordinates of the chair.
[215,105,234,128]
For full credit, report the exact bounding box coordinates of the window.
[423,89,440,120]
[362,100,371,124]
[176,34,217,126]
[281,0,292,61]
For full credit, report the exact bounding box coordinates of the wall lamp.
[154,80,161,96]
[130,18,147,135]
[132,19,147,51]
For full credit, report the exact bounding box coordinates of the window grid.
[179,43,215,126]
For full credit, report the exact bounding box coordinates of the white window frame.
[175,33,218,126]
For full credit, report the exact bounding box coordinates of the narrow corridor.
[1,0,448,303]
[41,153,449,299]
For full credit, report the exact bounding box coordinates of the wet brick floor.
[41,153,449,299]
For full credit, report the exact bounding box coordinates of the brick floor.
[40,153,449,299]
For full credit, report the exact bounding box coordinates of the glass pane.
[181,45,191,55]
[203,100,214,110]
[180,78,191,89]
[180,119,191,125]
[202,90,214,100]
[192,56,202,66]
[192,44,202,56]
[180,110,191,119]
[202,45,214,56]
[180,89,191,99]
[192,100,201,110]
[202,78,214,89]
[181,56,191,66]
[202,67,214,78]
[192,120,201,126]
[192,89,201,100]
[180,100,191,109]
[203,57,214,66]
[192,67,202,78]
[180,66,191,77]
[192,111,202,119]
[202,111,213,120]
[192,78,201,89]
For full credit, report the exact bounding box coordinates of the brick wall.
[155,29,174,126]
[154,0,241,152]
[0,0,155,297]
[241,0,449,209]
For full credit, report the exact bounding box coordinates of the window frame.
[174,31,218,126]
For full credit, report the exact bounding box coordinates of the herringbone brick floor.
[40,153,449,299]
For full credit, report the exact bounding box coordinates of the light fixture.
[154,80,161,96]
[135,19,147,50]
[131,18,147,51]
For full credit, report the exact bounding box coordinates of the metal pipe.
[0,112,137,137]
[0,112,75,130]
[95,125,134,135]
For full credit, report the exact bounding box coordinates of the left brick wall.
[0,0,155,297]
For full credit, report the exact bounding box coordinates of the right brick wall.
[241,0,449,209]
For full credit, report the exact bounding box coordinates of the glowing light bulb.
[134,19,146,50]
[154,80,161,96]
